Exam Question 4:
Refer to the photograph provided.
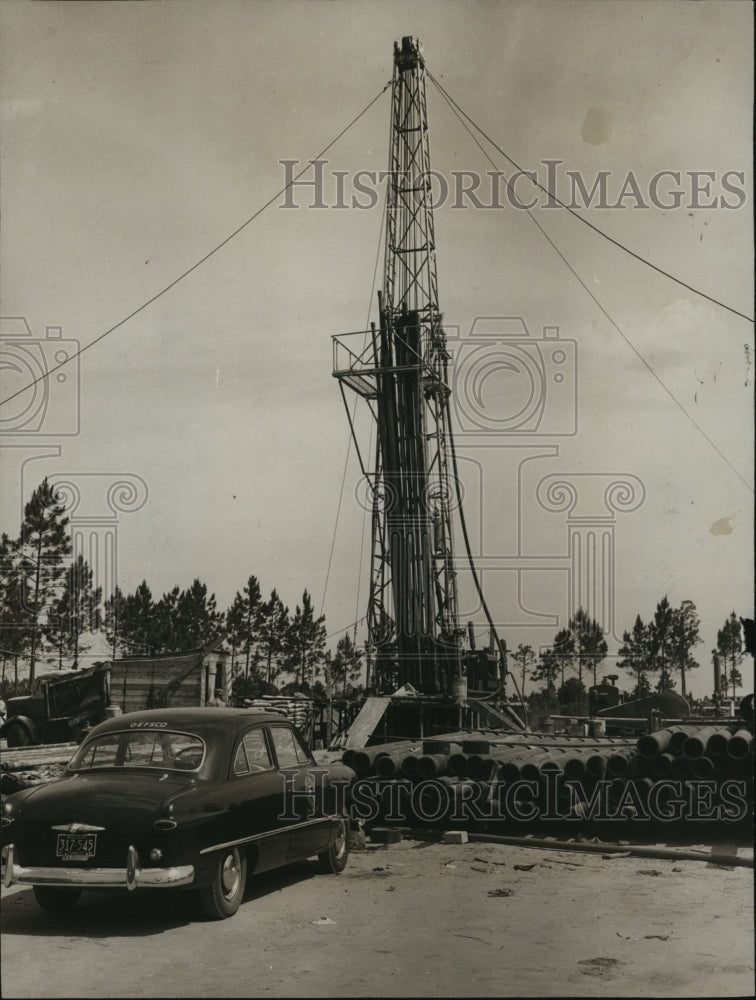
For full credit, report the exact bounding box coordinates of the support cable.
[1,81,392,411]
[431,77,753,493]
[427,71,753,324]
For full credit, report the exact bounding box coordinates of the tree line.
[510,599,748,715]
[0,479,362,699]
[0,480,748,705]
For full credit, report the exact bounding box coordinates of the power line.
[427,71,753,325]
[1,81,391,411]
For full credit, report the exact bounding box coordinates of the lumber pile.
[0,742,76,795]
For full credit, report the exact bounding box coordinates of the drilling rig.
[333,37,526,742]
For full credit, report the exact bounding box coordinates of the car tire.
[5,722,31,748]
[317,816,349,874]
[198,847,247,920]
[33,886,82,914]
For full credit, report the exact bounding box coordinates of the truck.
[0,662,111,747]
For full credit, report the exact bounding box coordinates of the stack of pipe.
[341,721,753,828]
[636,724,753,781]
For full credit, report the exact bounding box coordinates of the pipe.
[683,727,733,760]
[717,755,740,778]
[636,725,688,758]
[586,754,607,779]
[728,730,753,760]
[461,832,754,868]
[691,755,715,779]
[376,749,421,778]
[670,727,702,754]
[670,755,693,779]
[465,755,499,780]
[401,754,421,778]
[628,756,652,779]
[706,730,732,756]
[520,751,568,781]
[447,753,469,777]
[563,757,586,780]
[349,741,416,775]
[606,753,632,778]
[416,753,449,778]
[651,752,676,777]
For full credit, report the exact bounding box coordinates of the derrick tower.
[333,36,467,696]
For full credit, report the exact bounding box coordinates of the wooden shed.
[108,644,229,715]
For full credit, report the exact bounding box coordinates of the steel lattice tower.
[333,36,464,694]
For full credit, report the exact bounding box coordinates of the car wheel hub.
[221,854,241,898]
[333,820,347,860]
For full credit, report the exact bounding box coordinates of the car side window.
[269,726,311,768]
[233,727,273,776]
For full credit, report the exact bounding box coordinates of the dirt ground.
[1,832,753,998]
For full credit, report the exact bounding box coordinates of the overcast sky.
[1,0,753,697]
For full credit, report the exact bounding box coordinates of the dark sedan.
[2,707,355,920]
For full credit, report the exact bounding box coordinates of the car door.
[267,723,331,859]
[229,724,290,873]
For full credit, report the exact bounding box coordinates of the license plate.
[56,834,97,861]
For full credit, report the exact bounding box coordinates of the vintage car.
[2,707,355,920]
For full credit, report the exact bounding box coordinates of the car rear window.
[70,730,205,772]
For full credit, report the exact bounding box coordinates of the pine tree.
[648,596,675,691]
[509,644,536,699]
[287,589,326,691]
[258,589,289,689]
[531,647,561,693]
[174,579,221,650]
[550,608,607,713]
[15,478,71,682]
[103,586,127,659]
[152,586,181,652]
[551,627,575,700]
[668,599,701,697]
[239,576,263,679]
[331,633,364,696]
[121,581,155,655]
[52,555,102,669]
[617,614,652,697]
[0,532,27,672]
[716,611,744,700]
[225,590,248,680]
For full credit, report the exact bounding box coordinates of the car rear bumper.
[3,844,194,890]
